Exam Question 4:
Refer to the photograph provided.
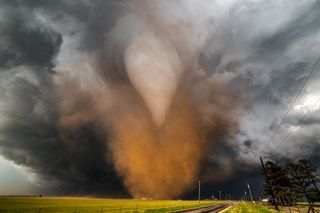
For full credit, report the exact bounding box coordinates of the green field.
[221,202,277,213]
[221,201,320,213]
[0,197,226,213]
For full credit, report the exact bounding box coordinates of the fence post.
[120,205,123,212]
[100,206,103,213]
[74,207,77,213]
[136,205,138,211]
[297,206,301,213]
[38,208,42,213]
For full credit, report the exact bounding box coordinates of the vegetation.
[262,161,292,206]
[0,197,225,213]
[222,202,320,213]
[262,159,320,212]
[221,202,277,213]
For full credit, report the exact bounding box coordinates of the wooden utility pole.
[198,180,201,204]
[260,156,279,210]
[247,183,254,203]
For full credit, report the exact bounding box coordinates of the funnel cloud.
[1,0,320,199]
[54,1,240,198]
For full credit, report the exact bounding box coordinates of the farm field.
[0,197,226,213]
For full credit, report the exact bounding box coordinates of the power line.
[0,108,155,169]
[0,75,58,115]
[0,107,148,153]
[262,56,320,154]
[0,80,155,164]
[0,84,57,115]
[0,74,56,109]
[0,108,55,133]
[258,98,320,210]
[271,97,320,152]
[0,77,166,172]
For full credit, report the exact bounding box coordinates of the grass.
[279,204,320,213]
[221,201,320,213]
[0,196,226,213]
[221,202,278,213]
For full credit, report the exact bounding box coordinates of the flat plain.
[0,197,225,213]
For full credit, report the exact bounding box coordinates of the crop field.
[0,197,226,213]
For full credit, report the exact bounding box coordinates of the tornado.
[55,0,240,199]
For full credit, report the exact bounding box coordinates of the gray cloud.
[0,4,62,70]
[0,0,125,196]
[0,0,320,199]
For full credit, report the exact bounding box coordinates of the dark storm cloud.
[0,0,121,65]
[0,0,126,195]
[0,118,125,195]
[183,165,263,200]
[0,2,62,70]
[299,114,320,126]
[257,1,320,56]
[0,77,125,195]
[202,0,320,159]
[0,0,320,199]
[194,0,320,198]
[0,74,125,195]
[251,61,310,106]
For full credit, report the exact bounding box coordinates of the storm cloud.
[0,0,320,198]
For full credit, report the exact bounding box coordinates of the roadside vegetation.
[222,201,320,213]
[221,202,277,213]
[261,159,320,212]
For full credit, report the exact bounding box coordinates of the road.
[170,202,233,213]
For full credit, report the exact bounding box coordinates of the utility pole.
[198,180,201,204]
[247,183,254,203]
[260,156,279,210]
[218,190,222,200]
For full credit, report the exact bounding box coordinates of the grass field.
[279,204,320,213]
[221,201,320,213]
[220,202,278,213]
[0,197,226,213]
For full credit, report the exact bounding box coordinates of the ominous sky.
[0,0,320,199]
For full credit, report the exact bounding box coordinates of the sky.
[0,0,320,199]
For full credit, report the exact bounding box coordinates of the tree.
[285,160,319,212]
[298,159,320,201]
[262,161,293,206]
